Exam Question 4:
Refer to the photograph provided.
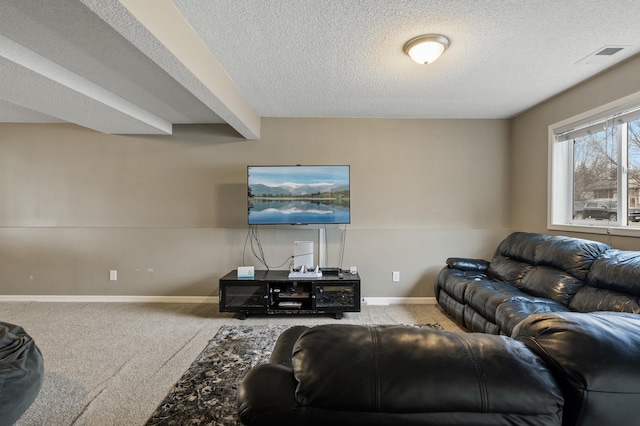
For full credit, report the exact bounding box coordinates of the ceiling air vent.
[576,45,629,65]
[595,47,624,56]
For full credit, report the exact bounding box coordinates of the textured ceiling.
[1,0,640,139]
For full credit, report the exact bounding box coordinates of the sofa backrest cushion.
[535,235,611,281]
[569,286,640,313]
[487,232,610,306]
[490,232,550,266]
[520,266,585,305]
[490,232,610,281]
[486,255,533,284]
[586,249,640,296]
[567,249,640,313]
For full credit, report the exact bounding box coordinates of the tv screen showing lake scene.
[248,165,350,225]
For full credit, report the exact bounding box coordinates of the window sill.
[548,223,640,238]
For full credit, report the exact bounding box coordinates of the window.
[549,92,640,235]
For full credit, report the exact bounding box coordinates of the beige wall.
[0,118,511,298]
[8,53,640,300]
[511,55,640,250]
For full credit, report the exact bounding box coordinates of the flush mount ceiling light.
[403,34,450,64]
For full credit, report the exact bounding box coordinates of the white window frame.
[548,90,640,237]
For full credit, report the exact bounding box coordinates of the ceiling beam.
[0,34,172,134]
[111,0,260,139]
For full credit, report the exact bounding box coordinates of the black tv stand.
[219,270,361,319]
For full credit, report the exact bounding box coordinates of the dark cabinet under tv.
[219,270,361,319]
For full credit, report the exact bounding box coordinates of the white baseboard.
[363,297,436,306]
[0,295,436,305]
[0,295,219,304]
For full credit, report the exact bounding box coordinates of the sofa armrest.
[238,363,298,426]
[269,326,309,367]
[446,257,490,272]
[512,311,640,426]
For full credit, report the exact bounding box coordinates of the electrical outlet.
[109,270,118,281]
[392,271,400,282]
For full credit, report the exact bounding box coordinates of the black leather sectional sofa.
[238,232,640,426]
[435,231,640,335]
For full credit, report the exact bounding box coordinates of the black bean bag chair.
[0,322,44,426]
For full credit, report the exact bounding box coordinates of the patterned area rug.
[145,323,442,426]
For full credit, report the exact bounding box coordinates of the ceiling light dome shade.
[404,34,450,64]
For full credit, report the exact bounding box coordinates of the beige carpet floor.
[1,302,464,426]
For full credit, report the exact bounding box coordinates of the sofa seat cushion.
[496,297,570,336]
[462,305,501,335]
[464,280,530,323]
[512,311,640,426]
[437,268,486,301]
[437,291,466,326]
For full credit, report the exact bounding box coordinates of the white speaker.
[293,241,314,270]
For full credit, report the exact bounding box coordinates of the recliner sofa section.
[238,324,564,426]
[238,312,640,426]
[512,310,640,426]
[435,231,640,335]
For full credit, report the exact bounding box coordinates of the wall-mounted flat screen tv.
[248,165,350,225]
